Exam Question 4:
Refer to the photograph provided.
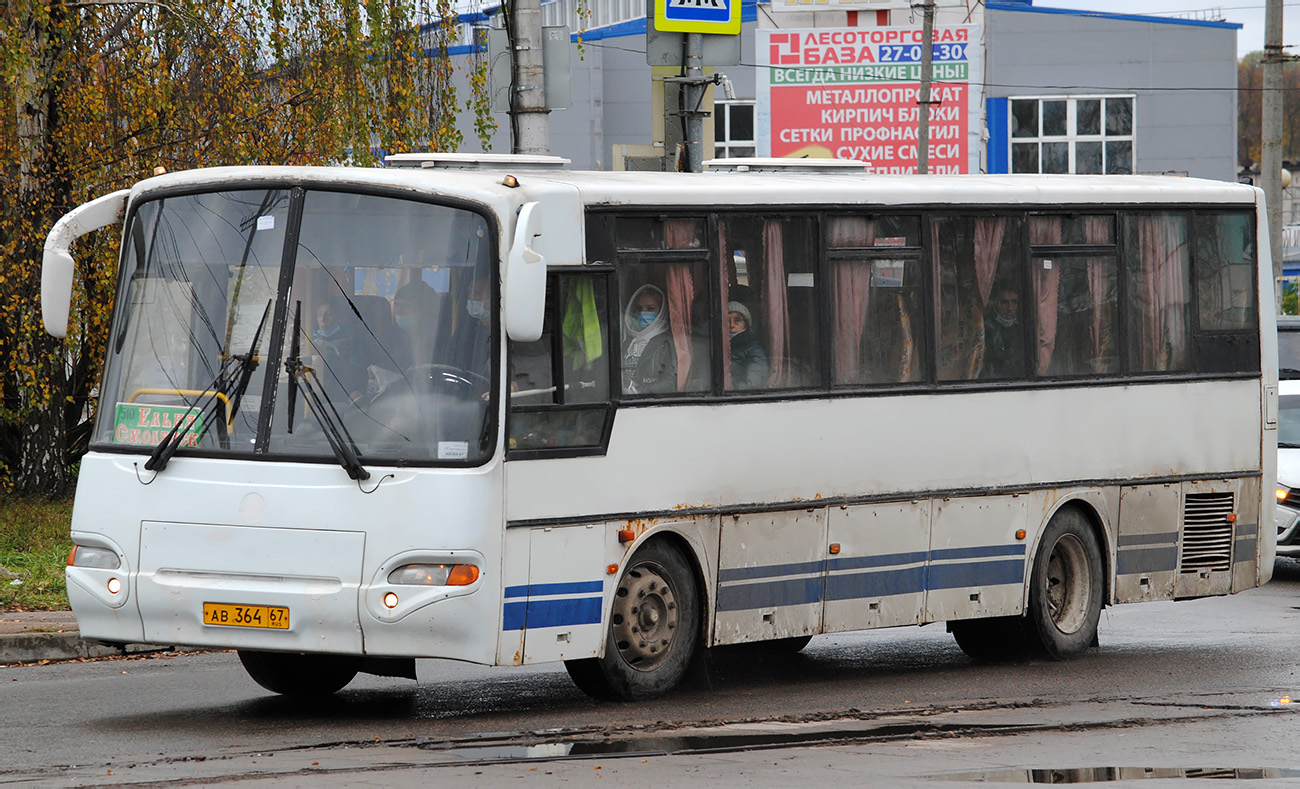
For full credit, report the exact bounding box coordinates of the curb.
[0,632,179,665]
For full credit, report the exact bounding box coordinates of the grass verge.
[0,496,73,611]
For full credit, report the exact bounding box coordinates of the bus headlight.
[68,545,121,570]
[387,563,479,586]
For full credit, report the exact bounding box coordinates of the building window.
[714,101,756,159]
[1010,96,1134,175]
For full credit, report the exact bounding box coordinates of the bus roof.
[132,164,1261,212]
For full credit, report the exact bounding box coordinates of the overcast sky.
[1033,1,1300,57]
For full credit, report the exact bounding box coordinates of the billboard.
[757,25,984,173]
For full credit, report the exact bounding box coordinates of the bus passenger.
[727,301,769,390]
[981,283,1025,379]
[391,280,442,371]
[312,300,366,401]
[621,284,676,394]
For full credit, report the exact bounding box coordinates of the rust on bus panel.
[622,517,658,543]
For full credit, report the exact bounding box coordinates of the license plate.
[202,603,289,630]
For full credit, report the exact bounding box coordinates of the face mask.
[395,314,416,331]
[467,299,488,320]
[316,325,340,339]
[995,313,1017,328]
[635,311,658,330]
[730,328,744,339]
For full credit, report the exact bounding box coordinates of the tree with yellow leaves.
[0,0,492,495]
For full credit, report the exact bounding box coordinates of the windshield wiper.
[1279,442,1300,449]
[284,300,370,481]
[144,301,271,473]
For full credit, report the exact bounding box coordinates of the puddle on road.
[932,767,1300,782]
[428,720,1028,764]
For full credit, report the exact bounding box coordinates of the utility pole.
[510,0,550,154]
[916,0,935,174]
[683,33,705,172]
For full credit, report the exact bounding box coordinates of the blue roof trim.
[986,2,1241,31]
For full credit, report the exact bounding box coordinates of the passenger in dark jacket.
[727,301,769,390]
[980,284,1025,379]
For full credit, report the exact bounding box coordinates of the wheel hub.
[611,562,678,672]
[1046,533,1091,634]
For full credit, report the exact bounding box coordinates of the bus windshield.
[94,188,497,467]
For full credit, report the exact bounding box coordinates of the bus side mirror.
[504,201,547,342]
[42,189,129,338]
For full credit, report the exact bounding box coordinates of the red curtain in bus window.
[1031,218,1063,374]
[829,217,875,384]
[1085,216,1115,372]
[665,219,698,390]
[970,217,1008,377]
[1132,214,1190,371]
[763,219,789,386]
[973,217,1006,306]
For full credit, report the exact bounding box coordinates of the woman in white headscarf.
[621,284,676,394]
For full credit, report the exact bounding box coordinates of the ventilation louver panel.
[1179,492,1234,573]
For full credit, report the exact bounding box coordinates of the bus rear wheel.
[1024,507,1104,660]
[237,650,360,697]
[949,616,1027,662]
[564,540,700,701]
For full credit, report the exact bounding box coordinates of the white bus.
[43,155,1277,700]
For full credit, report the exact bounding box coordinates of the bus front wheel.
[565,540,701,701]
[238,650,360,697]
[1024,507,1104,660]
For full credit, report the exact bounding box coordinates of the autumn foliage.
[0,0,493,496]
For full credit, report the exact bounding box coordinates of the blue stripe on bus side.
[717,559,826,583]
[504,580,604,599]
[929,544,1026,561]
[825,565,928,601]
[717,546,1023,584]
[828,550,929,572]
[926,558,1025,590]
[1116,546,1178,575]
[716,576,823,611]
[716,549,1027,612]
[502,596,604,631]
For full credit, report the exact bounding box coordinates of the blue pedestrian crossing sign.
[654,0,740,35]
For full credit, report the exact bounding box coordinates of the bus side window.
[719,215,820,391]
[1122,211,1193,373]
[614,217,712,396]
[1029,214,1119,377]
[507,273,614,457]
[828,215,925,387]
[933,215,1026,381]
[1192,211,1260,373]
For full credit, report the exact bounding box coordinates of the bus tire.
[564,540,700,701]
[1023,507,1104,660]
[754,635,813,655]
[949,617,1027,662]
[237,650,360,697]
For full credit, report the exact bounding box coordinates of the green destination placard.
[113,403,204,447]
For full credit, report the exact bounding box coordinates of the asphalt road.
[2,560,1298,787]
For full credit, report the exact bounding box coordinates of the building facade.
[449,0,1239,180]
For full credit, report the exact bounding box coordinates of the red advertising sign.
[757,25,983,173]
